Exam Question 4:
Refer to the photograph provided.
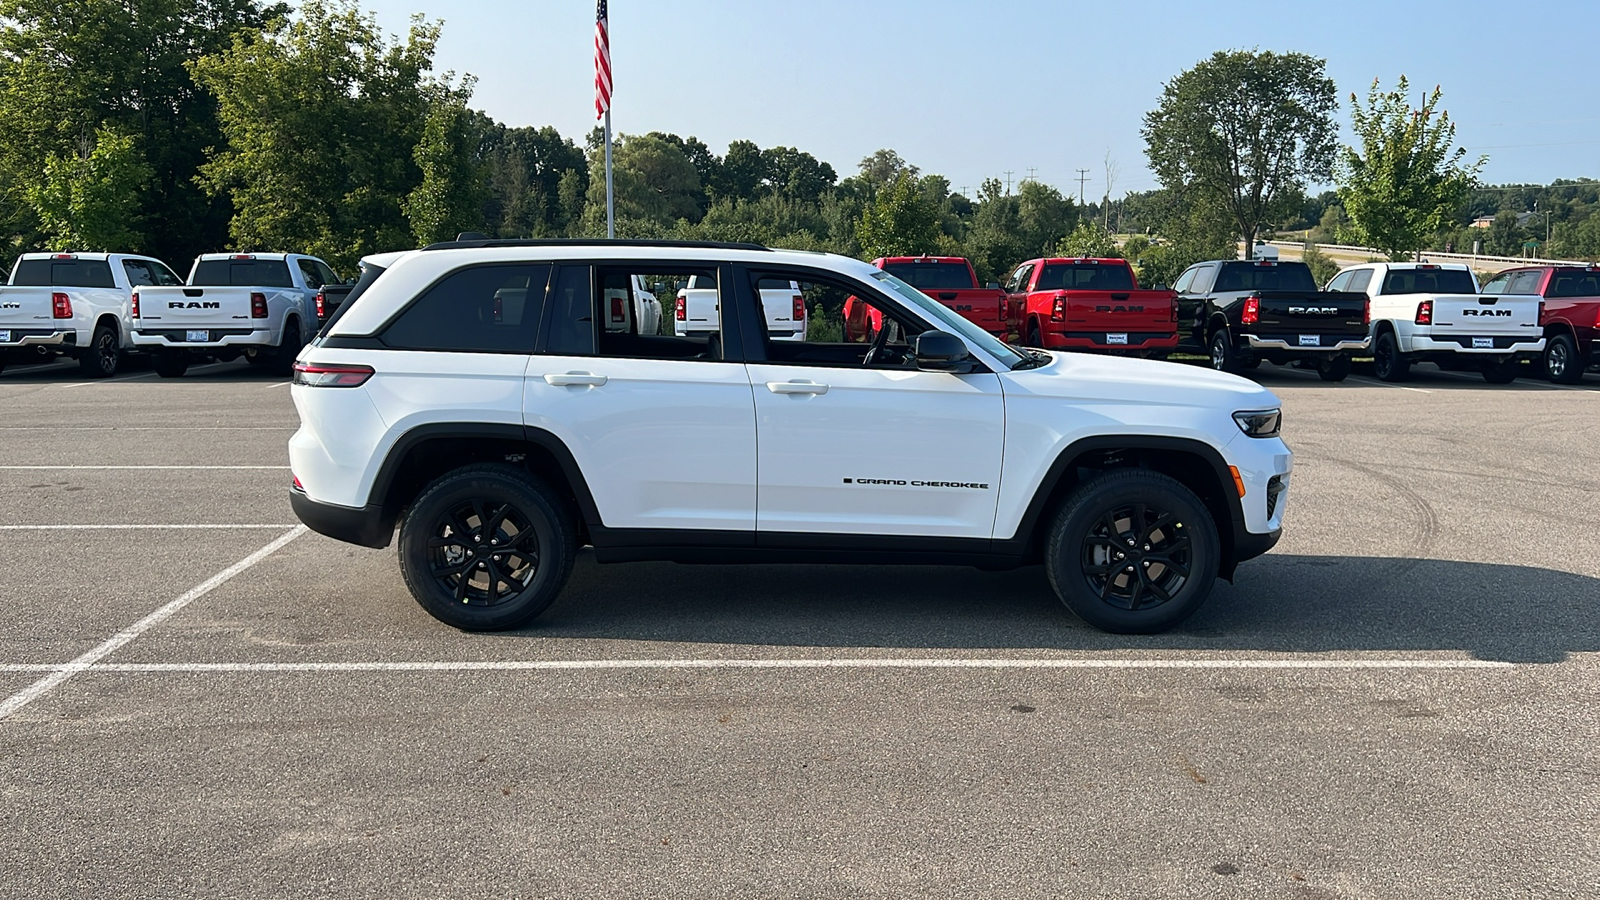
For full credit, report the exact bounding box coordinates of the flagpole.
[604,109,615,239]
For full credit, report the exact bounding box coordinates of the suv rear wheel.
[1044,469,1221,634]
[398,464,577,631]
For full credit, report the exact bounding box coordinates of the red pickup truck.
[850,256,1006,339]
[1004,257,1178,356]
[1486,264,1600,383]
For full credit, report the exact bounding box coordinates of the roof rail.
[421,237,772,252]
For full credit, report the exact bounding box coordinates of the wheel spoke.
[1126,576,1144,611]
[1141,513,1175,543]
[1083,562,1113,576]
[430,558,474,577]
[1100,511,1124,541]
[1142,573,1172,603]
[484,503,512,538]
[447,512,475,543]
[1099,574,1118,601]
[453,570,470,602]
[1148,555,1190,578]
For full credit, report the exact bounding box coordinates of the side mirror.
[986,282,1002,291]
[913,331,975,373]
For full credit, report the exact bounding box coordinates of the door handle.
[544,372,607,387]
[766,381,828,395]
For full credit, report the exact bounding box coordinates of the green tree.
[1055,222,1121,258]
[25,127,152,251]
[193,0,457,271]
[855,171,939,258]
[581,132,703,235]
[1143,50,1339,253]
[403,89,487,246]
[1301,242,1340,287]
[1337,77,1484,261]
[480,123,588,237]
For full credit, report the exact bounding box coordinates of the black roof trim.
[421,238,771,252]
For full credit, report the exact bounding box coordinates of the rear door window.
[1347,270,1374,294]
[296,259,326,288]
[380,263,551,353]
[1507,271,1543,295]
[1325,271,1352,292]
[1547,269,1600,298]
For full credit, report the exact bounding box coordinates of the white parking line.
[1346,375,1433,393]
[0,525,306,721]
[0,465,289,470]
[0,524,298,530]
[57,362,231,388]
[0,658,1514,674]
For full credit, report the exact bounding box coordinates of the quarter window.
[1325,271,1352,292]
[1507,271,1543,295]
[1347,269,1373,293]
[380,263,551,353]
[1479,273,1511,294]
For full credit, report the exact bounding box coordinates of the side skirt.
[588,527,1028,569]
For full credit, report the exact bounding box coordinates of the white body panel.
[1343,262,1547,355]
[747,364,1004,537]
[674,279,807,341]
[0,253,176,353]
[131,253,324,351]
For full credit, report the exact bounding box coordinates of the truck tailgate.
[1251,291,1368,341]
[1063,289,1175,332]
[137,287,262,328]
[0,287,63,333]
[928,288,1005,333]
[1428,293,1544,340]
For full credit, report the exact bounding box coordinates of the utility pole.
[1075,168,1090,204]
[1002,170,1014,195]
[1025,167,1037,183]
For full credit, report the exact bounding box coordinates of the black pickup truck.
[1172,259,1370,381]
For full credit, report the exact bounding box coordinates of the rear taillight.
[1362,299,1370,326]
[291,362,374,387]
[51,292,71,318]
[610,295,625,323]
[1241,295,1260,325]
[674,296,686,321]
[793,295,805,321]
[315,291,326,319]
[998,293,1006,319]
[250,292,267,318]
[1171,300,1179,323]
[1537,300,1546,327]
[1051,295,1065,321]
[292,475,304,491]
[1594,305,1600,329]
[1415,300,1432,325]
[130,291,140,319]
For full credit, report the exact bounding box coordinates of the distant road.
[1262,240,1588,274]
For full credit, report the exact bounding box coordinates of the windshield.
[881,261,978,290]
[870,271,1024,369]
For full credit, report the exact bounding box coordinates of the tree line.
[1,1,1593,284]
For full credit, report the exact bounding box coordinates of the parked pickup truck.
[131,252,338,377]
[675,274,806,341]
[1174,258,1369,381]
[0,252,183,377]
[1477,264,1600,383]
[1004,257,1177,357]
[1331,262,1545,384]
[873,256,1006,337]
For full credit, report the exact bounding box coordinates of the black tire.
[1482,357,1520,384]
[398,464,577,631]
[1044,468,1221,634]
[245,348,272,366]
[1372,331,1410,382]
[270,318,304,376]
[1317,355,1352,382]
[1027,323,1044,349]
[79,323,120,377]
[1209,328,1239,373]
[1543,333,1584,384]
[153,350,188,378]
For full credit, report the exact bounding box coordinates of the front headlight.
[1233,408,1281,438]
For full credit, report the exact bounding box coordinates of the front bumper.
[132,328,273,349]
[290,488,394,549]
[1244,334,1370,353]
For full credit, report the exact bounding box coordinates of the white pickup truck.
[0,252,183,377]
[1331,262,1546,383]
[673,274,807,341]
[131,252,340,377]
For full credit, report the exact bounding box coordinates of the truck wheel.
[1209,329,1240,373]
[1482,357,1520,384]
[271,320,305,376]
[78,324,121,378]
[1317,355,1352,382]
[1543,334,1584,384]
[245,349,271,366]
[153,350,188,378]
[398,464,577,631]
[1044,468,1221,634]
[1027,323,1044,349]
[1372,332,1410,382]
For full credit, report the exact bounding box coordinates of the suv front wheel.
[1044,469,1221,634]
[399,464,577,631]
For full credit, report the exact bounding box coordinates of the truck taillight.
[51,292,71,318]
[315,291,325,319]
[610,295,625,323]
[1537,300,1546,327]
[1415,300,1432,325]
[675,296,686,321]
[250,292,268,318]
[1241,296,1260,325]
[1051,294,1065,321]
[793,295,805,321]
[291,362,374,387]
[1363,299,1370,326]
[130,291,140,319]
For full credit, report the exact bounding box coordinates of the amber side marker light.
[1229,466,1247,498]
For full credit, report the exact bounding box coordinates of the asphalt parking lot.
[2,355,1597,899]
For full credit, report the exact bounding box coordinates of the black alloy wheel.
[1045,468,1220,634]
[153,350,188,378]
[1209,328,1238,373]
[79,324,120,377]
[399,464,576,631]
[1372,331,1409,382]
[271,319,304,376]
[1317,354,1352,382]
[1544,333,1583,384]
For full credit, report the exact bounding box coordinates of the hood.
[1002,351,1279,411]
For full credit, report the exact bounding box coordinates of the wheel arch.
[1005,435,1248,578]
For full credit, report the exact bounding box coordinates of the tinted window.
[1325,271,1351,292]
[1380,268,1476,295]
[1172,267,1197,294]
[1507,271,1543,295]
[1190,264,1218,294]
[1034,263,1134,291]
[1213,262,1317,293]
[1479,273,1511,294]
[314,260,340,286]
[545,265,596,356]
[1548,269,1600,299]
[1347,270,1373,293]
[316,263,386,336]
[148,260,182,286]
[12,258,116,288]
[381,264,550,353]
[296,259,325,288]
[192,258,295,288]
[881,261,978,290]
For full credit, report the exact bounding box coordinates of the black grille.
[1266,475,1286,520]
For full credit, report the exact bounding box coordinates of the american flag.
[594,0,611,120]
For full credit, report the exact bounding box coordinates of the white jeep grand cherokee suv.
[289,239,1291,634]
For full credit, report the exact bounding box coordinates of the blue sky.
[361,0,1599,199]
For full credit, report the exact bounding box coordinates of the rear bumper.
[1042,331,1179,352]
[132,328,275,349]
[1244,334,1370,353]
[0,329,75,348]
[1404,334,1546,355]
[289,488,393,549]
